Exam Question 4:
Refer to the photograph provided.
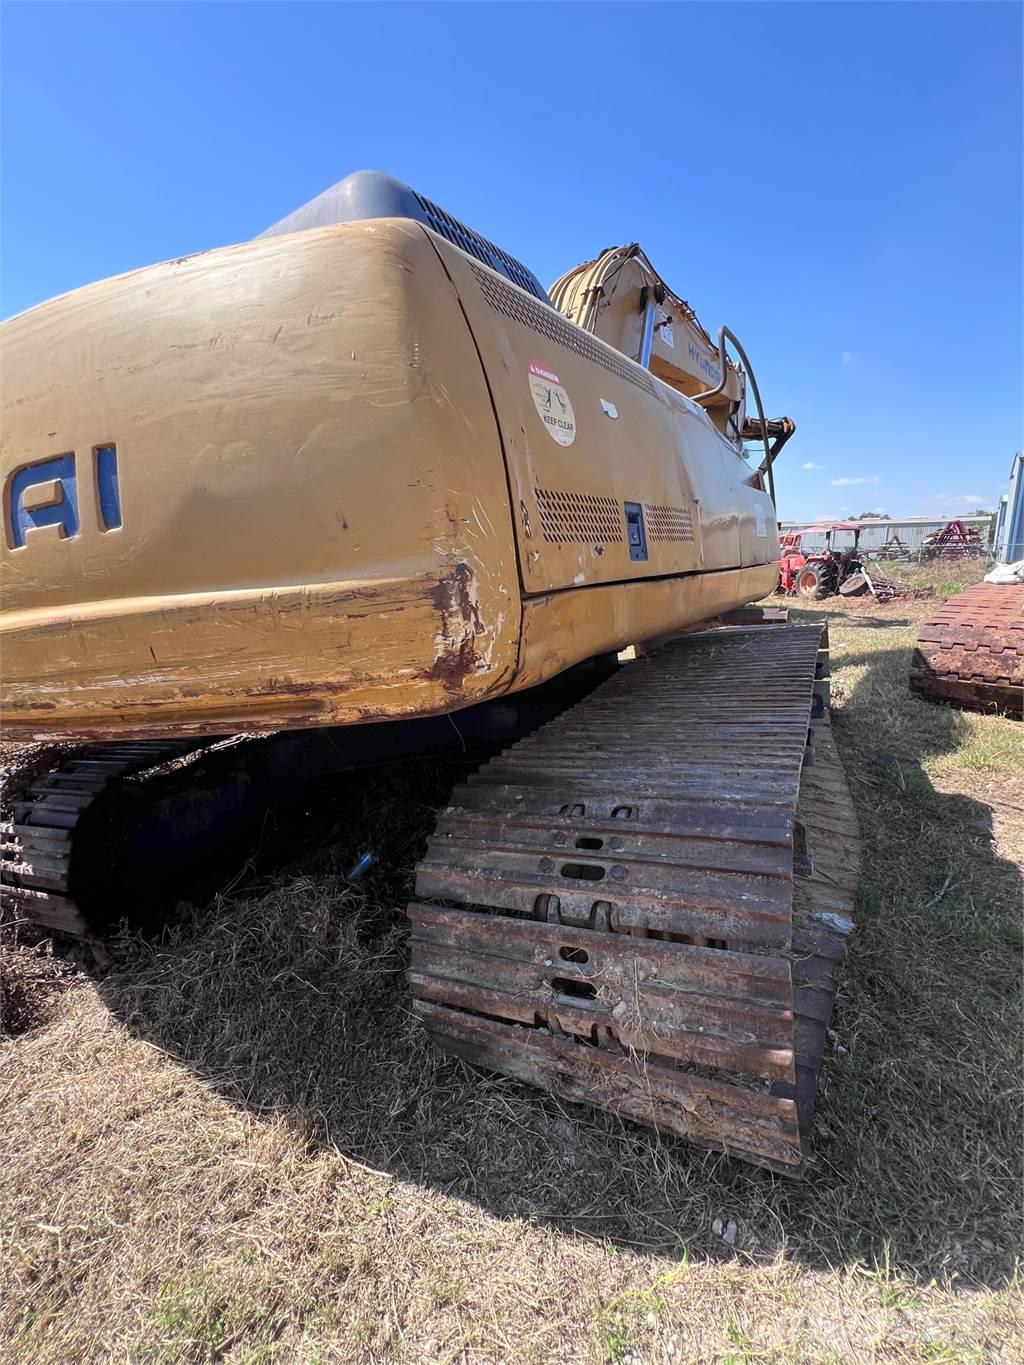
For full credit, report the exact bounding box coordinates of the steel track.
[0,741,198,939]
[407,624,859,1175]
[910,582,1024,717]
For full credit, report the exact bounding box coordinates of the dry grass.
[890,556,993,602]
[1,587,1022,1364]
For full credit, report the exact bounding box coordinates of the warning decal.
[528,360,577,446]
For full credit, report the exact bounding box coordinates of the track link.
[910,582,1024,717]
[1,741,197,938]
[407,623,859,1175]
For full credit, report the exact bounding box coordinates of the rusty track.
[407,624,859,1175]
[910,582,1024,717]
[1,741,198,940]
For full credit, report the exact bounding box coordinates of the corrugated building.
[777,515,994,554]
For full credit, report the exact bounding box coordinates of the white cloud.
[801,461,821,470]
[830,475,880,486]
[841,351,860,366]
[925,492,988,508]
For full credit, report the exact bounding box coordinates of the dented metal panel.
[1,221,522,738]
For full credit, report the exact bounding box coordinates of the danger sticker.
[528,360,576,446]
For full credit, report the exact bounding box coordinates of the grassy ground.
[2,568,1022,1363]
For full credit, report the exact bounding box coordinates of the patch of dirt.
[0,944,77,1037]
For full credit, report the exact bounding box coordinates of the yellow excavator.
[1,172,856,1174]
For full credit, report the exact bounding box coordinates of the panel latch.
[624,502,648,561]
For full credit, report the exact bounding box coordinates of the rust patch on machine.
[910,582,1024,717]
[1,562,515,741]
[428,562,487,691]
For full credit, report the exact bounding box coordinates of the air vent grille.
[645,504,695,542]
[535,488,624,545]
[414,193,549,301]
[471,264,657,397]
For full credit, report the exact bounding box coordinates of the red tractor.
[778,522,865,599]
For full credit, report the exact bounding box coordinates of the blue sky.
[2,1,1020,521]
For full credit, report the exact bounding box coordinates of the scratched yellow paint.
[0,220,778,741]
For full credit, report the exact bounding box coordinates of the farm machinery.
[778,523,908,603]
[1,171,859,1175]
[921,519,987,560]
[777,522,865,599]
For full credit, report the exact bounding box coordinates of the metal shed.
[777,516,994,555]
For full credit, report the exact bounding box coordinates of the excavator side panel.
[0,221,522,739]
[433,241,777,600]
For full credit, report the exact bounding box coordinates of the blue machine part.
[994,451,1024,564]
[258,170,550,304]
[7,454,79,548]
